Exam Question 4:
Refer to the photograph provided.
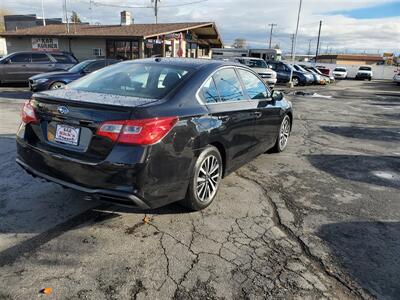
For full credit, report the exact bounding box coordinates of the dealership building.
[0,12,223,61]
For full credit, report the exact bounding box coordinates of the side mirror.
[271,90,283,101]
[82,68,91,74]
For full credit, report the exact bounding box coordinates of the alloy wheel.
[292,77,299,86]
[279,116,290,150]
[196,155,221,203]
[51,82,66,89]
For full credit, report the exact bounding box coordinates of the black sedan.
[16,58,293,211]
[28,59,119,92]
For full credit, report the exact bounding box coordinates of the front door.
[199,68,258,171]
[236,68,281,151]
[3,53,32,82]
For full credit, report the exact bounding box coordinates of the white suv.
[332,67,347,79]
[356,66,373,81]
[393,72,400,85]
[230,57,277,87]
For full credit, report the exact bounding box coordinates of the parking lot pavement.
[0,80,399,299]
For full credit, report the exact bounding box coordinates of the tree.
[70,11,82,23]
[273,43,280,49]
[0,9,12,32]
[232,38,247,49]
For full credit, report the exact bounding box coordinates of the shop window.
[93,48,103,57]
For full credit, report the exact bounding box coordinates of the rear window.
[359,66,371,71]
[50,53,77,63]
[68,62,193,99]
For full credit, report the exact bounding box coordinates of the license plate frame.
[54,124,81,146]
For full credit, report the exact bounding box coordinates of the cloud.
[3,0,400,54]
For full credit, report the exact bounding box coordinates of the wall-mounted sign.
[32,38,59,51]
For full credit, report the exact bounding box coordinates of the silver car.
[0,51,78,84]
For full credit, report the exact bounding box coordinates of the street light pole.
[289,0,302,87]
[41,0,46,26]
[268,23,277,49]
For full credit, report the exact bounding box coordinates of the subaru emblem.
[58,106,69,115]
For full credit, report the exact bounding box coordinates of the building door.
[106,40,139,60]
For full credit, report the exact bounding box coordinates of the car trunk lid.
[26,89,157,162]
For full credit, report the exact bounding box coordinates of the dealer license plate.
[54,124,80,146]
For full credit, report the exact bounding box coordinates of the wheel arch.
[209,141,227,177]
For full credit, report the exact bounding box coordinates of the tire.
[292,77,299,86]
[272,115,291,153]
[50,81,66,90]
[180,145,223,211]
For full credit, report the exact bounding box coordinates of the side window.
[9,54,31,63]
[238,69,269,100]
[50,53,77,63]
[212,68,246,102]
[31,53,51,63]
[276,64,285,71]
[199,77,220,103]
[85,61,107,72]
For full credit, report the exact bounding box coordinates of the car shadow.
[307,154,400,189]
[375,113,400,120]
[320,125,400,142]
[318,221,400,299]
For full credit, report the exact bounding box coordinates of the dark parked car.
[267,61,314,86]
[29,59,120,91]
[16,58,293,211]
[0,51,78,84]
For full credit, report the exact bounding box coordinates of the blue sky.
[332,1,400,19]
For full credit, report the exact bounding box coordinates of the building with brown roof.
[315,54,384,65]
[0,12,223,61]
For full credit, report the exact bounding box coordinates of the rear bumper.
[16,158,150,209]
[16,134,193,209]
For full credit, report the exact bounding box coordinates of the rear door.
[199,67,258,170]
[28,53,54,77]
[237,68,282,151]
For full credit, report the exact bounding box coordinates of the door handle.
[253,112,262,118]
[218,115,230,122]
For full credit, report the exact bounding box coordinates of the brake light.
[21,100,38,124]
[97,117,178,145]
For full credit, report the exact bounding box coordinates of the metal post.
[41,0,46,26]
[315,20,322,63]
[289,0,302,87]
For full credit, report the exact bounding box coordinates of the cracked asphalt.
[0,80,399,299]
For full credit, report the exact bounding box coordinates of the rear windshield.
[68,62,193,99]
[237,59,267,68]
[50,53,78,63]
[359,66,371,71]
[334,68,346,72]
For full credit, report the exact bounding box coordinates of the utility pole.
[268,23,277,49]
[41,0,46,26]
[315,20,322,63]
[152,0,161,24]
[63,0,70,33]
[289,0,302,87]
[290,34,295,58]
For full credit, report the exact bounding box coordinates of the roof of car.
[124,57,240,69]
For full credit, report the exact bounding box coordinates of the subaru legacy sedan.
[16,58,293,211]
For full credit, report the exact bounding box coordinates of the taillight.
[97,117,178,145]
[21,100,38,124]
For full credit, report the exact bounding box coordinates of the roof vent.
[120,11,133,25]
